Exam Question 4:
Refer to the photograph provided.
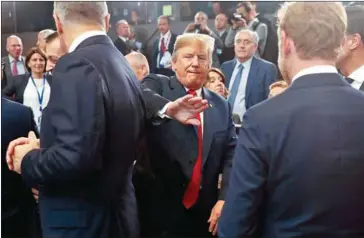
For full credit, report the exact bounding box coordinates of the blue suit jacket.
[133,75,237,236]
[20,35,147,238]
[221,56,277,110]
[1,98,38,237]
[218,73,364,238]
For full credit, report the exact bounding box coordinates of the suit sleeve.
[140,75,169,121]
[21,57,106,187]
[219,102,237,200]
[2,75,16,99]
[26,106,39,137]
[218,110,268,238]
[264,64,278,99]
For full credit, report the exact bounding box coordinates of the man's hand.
[165,94,209,126]
[201,24,211,34]
[7,131,40,173]
[32,188,39,201]
[232,18,247,30]
[269,80,289,98]
[185,23,196,32]
[208,200,225,236]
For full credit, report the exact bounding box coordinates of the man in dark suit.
[213,13,234,64]
[134,33,237,238]
[114,19,134,55]
[1,35,28,78]
[6,2,208,238]
[336,5,364,91]
[221,29,277,121]
[218,2,364,238]
[1,98,38,238]
[151,15,177,77]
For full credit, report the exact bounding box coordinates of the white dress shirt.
[157,31,172,68]
[228,58,253,120]
[23,77,51,131]
[68,31,107,53]
[8,55,26,75]
[119,36,128,42]
[292,65,338,82]
[348,65,364,90]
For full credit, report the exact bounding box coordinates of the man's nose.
[191,56,199,66]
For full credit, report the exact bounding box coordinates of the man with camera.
[184,11,223,67]
[225,2,267,59]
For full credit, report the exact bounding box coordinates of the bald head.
[6,35,23,59]
[125,52,150,81]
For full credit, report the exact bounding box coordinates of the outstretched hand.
[165,94,209,126]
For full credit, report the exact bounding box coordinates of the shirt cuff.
[157,102,172,119]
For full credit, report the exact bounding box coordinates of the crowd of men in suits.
[1,1,364,238]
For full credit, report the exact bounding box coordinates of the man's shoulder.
[254,57,276,69]
[143,73,170,84]
[1,56,8,63]
[2,97,31,116]
[221,59,235,68]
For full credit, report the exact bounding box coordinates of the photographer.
[184,11,222,67]
[225,2,268,58]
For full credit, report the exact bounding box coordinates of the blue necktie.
[228,64,244,106]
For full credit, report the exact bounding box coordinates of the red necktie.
[182,89,203,209]
[12,58,18,76]
[160,37,166,55]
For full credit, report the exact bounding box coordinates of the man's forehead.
[8,37,22,45]
[236,32,253,40]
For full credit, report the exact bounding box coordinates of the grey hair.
[7,35,22,47]
[54,1,108,28]
[39,29,56,39]
[194,11,208,21]
[116,19,129,28]
[234,29,260,45]
[125,52,149,73]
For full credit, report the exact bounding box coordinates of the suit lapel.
[225,60,236,88]
[360,82,364,91]
[245,57,259,108]
[201,88,215,167]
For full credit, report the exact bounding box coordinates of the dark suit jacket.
[114,37,132,56]
[19,35,155,238]
[221,56,277,110]
[218,73,364,238]
[2,73,52,104]
[133,74,237,236]
[213,29,234,64]
[151,32,177,77]
[1,98,38,238]
[1,56,27,78]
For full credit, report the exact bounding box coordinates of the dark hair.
[346,6,364,42]
[25,47,47,73]
[45,31,59,44]
[237,2,253,13]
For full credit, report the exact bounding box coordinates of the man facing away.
[6,2,208,238]
[219,2,364,238]
[125,52,150,81]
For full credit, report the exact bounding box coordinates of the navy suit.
[1,98,39,238]
[221,56,277,110]
[19,35,152,238]
[218,73,364,238]
[133,74,237,237]
[151,33,177,77]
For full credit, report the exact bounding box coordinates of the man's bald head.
[6,35,23,59]
[125,52,150,81]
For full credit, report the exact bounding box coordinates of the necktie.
[228,64,244,106]
[12,58,18,76]
[346,77,354,84]
[160,37,166,55]
[182,89,203,209]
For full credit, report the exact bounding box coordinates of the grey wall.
[1,19,216,57]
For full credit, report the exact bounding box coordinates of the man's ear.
[105,14,111,33]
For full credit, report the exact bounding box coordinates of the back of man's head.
[125,52,150,81]
[346,6,364,41]
[53,1,109,28]
[277,2,346,61]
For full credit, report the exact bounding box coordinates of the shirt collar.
[292,65,338,82]
[160,30,171,39]
[235,57,253,69]
[68,30,106,53]
[348,65,364,83]
[184,87,202,97]
[9,55,22,62]
[119,36,128,42]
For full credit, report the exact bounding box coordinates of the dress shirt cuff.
[158,102,172,119]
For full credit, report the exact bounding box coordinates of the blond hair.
[277,2,347,60]
[172,33,215,66]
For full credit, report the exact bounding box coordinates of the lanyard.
[30,75,46,112]
[160,32,171,52]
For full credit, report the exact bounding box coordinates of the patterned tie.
[182,89,203,209]
[12,58,18,76]
[160,37,166,55]
[228,64,244,106]
[346,77,354,84]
